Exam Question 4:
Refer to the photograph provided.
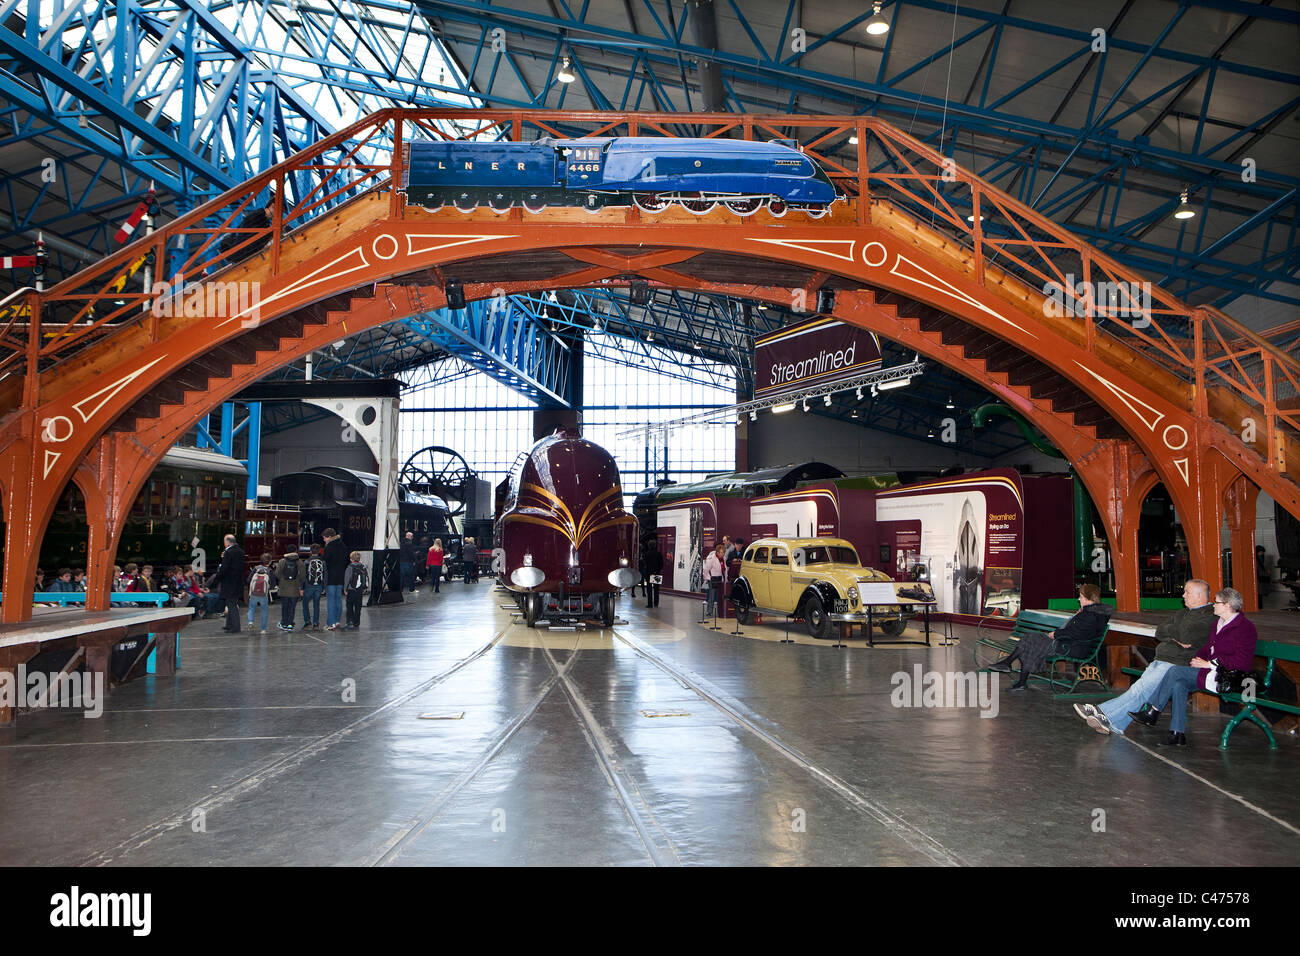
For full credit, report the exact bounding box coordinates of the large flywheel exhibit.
[399,445,477,517]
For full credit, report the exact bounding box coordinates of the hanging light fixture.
[1173,189,1196,220]
[749,410,758,422]
[823,394,832,406]
[285,0,302,28]
[878,377,911,391]
[772,402,796,414]
[557,57,576,83]
[848,133,859,145]
[865,2,889,35]
[945,395,955,409]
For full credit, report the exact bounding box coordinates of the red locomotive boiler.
[496,429,640,627]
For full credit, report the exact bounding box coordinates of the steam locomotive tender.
[496,430,639,627]
[406,136,839,217]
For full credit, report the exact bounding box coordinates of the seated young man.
[988,583,1111,691]
[1142,587,1259,747]
[1074,579,1215,736]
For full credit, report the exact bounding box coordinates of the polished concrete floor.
[1,581,1297,866]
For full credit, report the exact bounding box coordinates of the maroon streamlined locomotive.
[496,429,639,627]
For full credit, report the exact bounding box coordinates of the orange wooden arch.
[1,108,1295,622]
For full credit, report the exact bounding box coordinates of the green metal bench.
[1120,638,1300,750]
[974,608,1110,697]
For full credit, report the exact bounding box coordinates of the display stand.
[781,614,797,644]
[859,582,937,647]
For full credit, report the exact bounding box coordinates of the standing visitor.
[322,529,348,630]
[427,539,444,593]
[703,544,725,618]
[344,551,370,629]
[302,543,325,629]
[246,552,276,634]
[274,550,302,631]
[208,534,245,633]
[644,540,664,609]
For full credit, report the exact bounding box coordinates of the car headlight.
[847,586,859,607]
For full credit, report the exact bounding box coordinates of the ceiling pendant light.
[557,57,576,83]
[945,395,955,409]
[1172,189,1196,220]
[865,2,890,36]
[848,133,859,145]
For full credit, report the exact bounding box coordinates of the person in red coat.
[1145,587,1258,747]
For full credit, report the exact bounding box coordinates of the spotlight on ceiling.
[966,213,984,223]
[877,377,911,391]
[444,280,465,310]
[851,410,859,418]
[749,410,758,422]
[772,402,796,414]
[856,387,864,400]
[870,384,878,398]
[557,57,576,83]
[823,394,832,406]
[1173,189,1196,220]
[801,399,810,412]
[865,2,889,35]
[848,133,859,146]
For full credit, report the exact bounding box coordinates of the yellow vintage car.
[728,536,912,638]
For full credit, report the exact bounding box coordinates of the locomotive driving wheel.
[453,193,478,213]
[724,197,763,217]
[634,192,668,213]
[488,193,513,213]
[399,446,478,518]
[767,198,788,217]
[679,193,716,215]
[522,193,548,213]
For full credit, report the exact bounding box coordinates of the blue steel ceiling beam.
[399,298,571,406]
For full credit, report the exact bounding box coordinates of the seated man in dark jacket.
[990,583,1112,691]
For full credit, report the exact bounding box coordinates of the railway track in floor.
[609,627,967,867]
[79,626,512,866]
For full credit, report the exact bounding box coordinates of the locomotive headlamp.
[619,556,629,566]
[523,552,533,566]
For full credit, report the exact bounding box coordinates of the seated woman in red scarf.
[1143,587,1258,747]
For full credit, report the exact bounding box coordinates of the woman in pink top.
[426,539,445,593]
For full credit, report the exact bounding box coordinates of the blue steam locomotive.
[405,136,839,217]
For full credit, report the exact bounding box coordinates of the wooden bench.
[1120,639,1300,750]
[975,608,1110,696]
[0,605,192,725]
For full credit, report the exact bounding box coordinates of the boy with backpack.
[343,551,369,629]
[246,552,277,634]
[301,543,325,629]
[274,551,303,631]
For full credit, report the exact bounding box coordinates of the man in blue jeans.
[322,528,348,630]
[301,543,325,629]
[1074,579,1214,735]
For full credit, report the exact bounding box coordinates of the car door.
[767,545,793,610]
[747,546,769,608]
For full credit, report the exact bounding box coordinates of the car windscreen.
[798,545,859,566]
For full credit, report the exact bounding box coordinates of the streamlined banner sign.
[754,317,883,397]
